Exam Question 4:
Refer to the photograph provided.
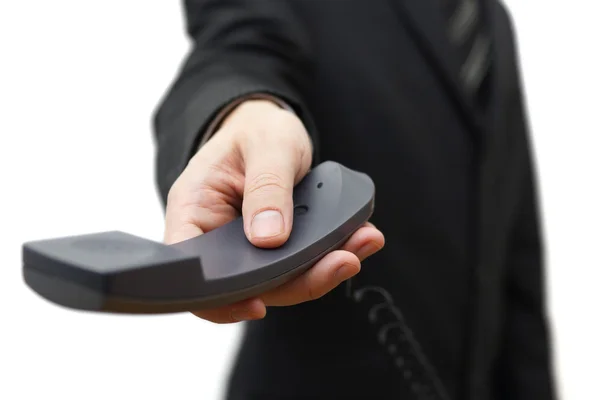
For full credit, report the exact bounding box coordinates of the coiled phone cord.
[346,280,452,400]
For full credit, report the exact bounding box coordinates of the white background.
[0,1,598,399]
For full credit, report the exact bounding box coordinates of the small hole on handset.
[317,182,323,188]
[294,205,309,216]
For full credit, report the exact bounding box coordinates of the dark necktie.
[441,0,492,104]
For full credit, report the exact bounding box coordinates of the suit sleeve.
[152,0,318,205]
[496,16,558,399]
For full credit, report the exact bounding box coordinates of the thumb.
[241,137,308,248]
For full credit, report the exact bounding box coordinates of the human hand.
[164,99,384,323]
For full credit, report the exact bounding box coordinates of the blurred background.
[0,1,598,399]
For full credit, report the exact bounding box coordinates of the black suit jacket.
[153,1,557,399]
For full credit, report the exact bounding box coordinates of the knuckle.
[245,172,288,196]
[228,127,249,144]
[166,179,198,210]
[166,180,184,206]
[306,281,324,302]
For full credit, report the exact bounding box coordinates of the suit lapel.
[387,0,485,138]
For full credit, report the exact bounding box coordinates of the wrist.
[196,94,297,153]
[221,99,286,129]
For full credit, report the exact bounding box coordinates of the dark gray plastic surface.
[22,161,375,313]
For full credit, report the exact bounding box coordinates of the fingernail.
[334,263,358,283]
[251,210,284,239]
[356,242,381,261]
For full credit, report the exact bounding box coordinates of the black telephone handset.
[22,161,374,313]
[21,160,450,400]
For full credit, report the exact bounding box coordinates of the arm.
[152,0,384,324]
[153,0,317,205]
[497,131,557,399]
[495,16,557,398]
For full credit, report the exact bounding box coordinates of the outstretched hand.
[163,99,384,323]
